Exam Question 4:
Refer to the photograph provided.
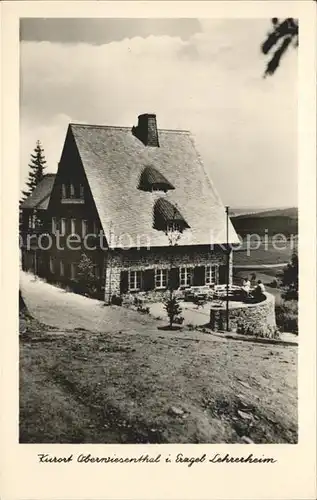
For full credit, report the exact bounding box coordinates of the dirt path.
[20,271,161,334]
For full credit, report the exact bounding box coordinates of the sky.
[20,18,298,208]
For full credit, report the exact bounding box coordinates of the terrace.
[145,284,276,338]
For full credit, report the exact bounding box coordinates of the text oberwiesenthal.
[38,452,277,466]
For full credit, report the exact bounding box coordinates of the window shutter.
[143,269,155,291]
[120,271,129,294]
[193,266,205,286]
[168,267,179,290]
[218,265,228,285]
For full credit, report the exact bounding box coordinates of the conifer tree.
[20,141,47,233]
[21,140,47,202]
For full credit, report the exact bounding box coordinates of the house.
[21,113,239,302]
[20,173,56,274]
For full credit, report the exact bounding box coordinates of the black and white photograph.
[18,16,300,446]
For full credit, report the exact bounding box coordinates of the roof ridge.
[70,123,190,134]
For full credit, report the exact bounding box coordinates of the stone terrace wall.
[210,293,277,338]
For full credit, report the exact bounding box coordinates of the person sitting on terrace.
[252,280,266,302]
[241,277,251,299]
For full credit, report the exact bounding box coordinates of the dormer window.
[153,198,190,233]
[138,166,175,193]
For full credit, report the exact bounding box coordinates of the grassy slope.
[232,207,298,219]
[20,324,297,444]
[229,207,298,268]
[232,241,295,266]
[230,208,298,239]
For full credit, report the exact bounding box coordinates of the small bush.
[137,305,150,314]
[275,300,298,334]
[236,320,279,339]
[282,289,298,301]
[111,295,123,306]
[164,296,183,328]
[268,279,278,288]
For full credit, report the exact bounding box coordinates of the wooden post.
[225,206,230,332]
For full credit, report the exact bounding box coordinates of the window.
[205,265,218,285]
[52,217,57,235]
[179,267,193,287]
[167,222,181,233]
[28,213,36,229]
[93,221,99,235]
[129,270,142,291]
[49,256,55,274]
[155,268,168,289]
[61,184,67,199]
[60,218,66,236]
[79,184,85,199]
[60,260,64,276]
[82,220,88,238]
[151,186,166,193]
[70,184,75,198]
[70,262,77,280]
[70,218,76,235]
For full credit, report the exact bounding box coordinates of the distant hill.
[233,207,298,219]
[230,207,298,237]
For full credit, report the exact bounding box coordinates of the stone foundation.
[209,293,277,338]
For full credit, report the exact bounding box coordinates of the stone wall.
[103,245,232,303]
[209,293,277,338]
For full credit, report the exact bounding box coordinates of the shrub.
[236,319,279,339]
[268,279,278,288]
[111,295,123,306]
[75,253,98,297]
[137,305,150,314]
[281,252,298,297]
[275,300,298,334]
[282,289,298,301]
[164,295,183,328]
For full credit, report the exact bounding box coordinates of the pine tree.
[19,141,47,232]
[22,140,47,200]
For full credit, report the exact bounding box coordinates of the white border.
[1,2,316,499]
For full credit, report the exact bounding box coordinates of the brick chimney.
[132,113,160,147]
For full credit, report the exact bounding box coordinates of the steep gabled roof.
[21,174,56,210]
[67,123,239,248]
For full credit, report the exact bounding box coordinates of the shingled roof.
[21,174,56,210]
[67,122,239,248]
